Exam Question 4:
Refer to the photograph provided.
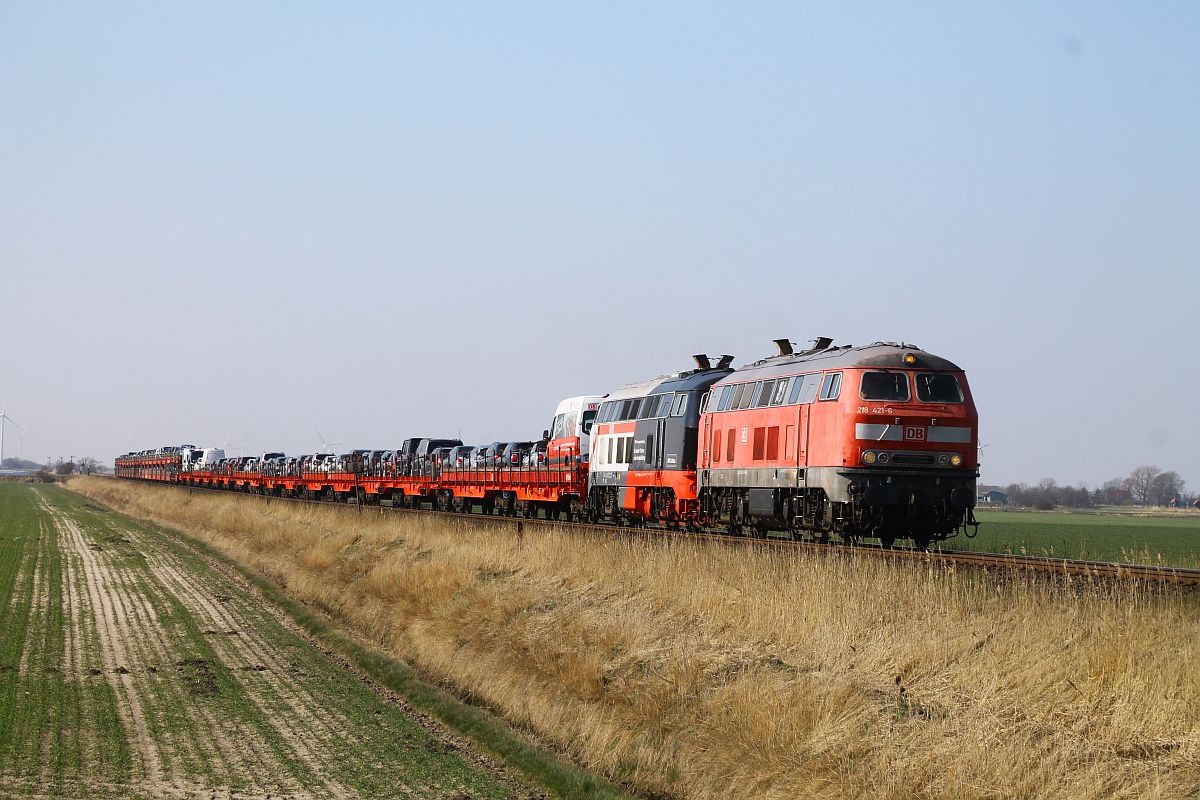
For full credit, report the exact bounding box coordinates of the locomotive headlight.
[877,452,890,464]
[950,453,963,467]
[903,353,917,365]
[863,451,877,465]
[937,454,949,466]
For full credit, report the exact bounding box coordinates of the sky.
[1,2,1197,488]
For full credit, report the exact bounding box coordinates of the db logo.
[904,426,926,441]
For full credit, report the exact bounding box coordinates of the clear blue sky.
[2,2,1197,489]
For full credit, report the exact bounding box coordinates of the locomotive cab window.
[819,372,842,401]
[859,371,910,402]
[916,373,964,403]
[671,394,687,416]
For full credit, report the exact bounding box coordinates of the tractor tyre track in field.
[138,514,547,800]
[5,486,524,800]
[44,497,168,792]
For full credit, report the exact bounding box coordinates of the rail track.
[106,476,1200,587]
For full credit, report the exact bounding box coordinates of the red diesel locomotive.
[115,337,980,547]
[696,339,978,547]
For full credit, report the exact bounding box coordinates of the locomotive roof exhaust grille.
[693,354,712,370]
[773,338,794,356]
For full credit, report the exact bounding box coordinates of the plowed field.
[0,483,523,799]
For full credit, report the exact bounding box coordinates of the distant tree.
[1057,484,1093,508]
[55,461,75,476]
[1,457,42,471]
[78,457,101,475]
[1125,465,1161,506]
[1149,470,1185,506]
[1033,478,1058,510]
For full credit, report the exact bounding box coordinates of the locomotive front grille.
[891,454,936,465]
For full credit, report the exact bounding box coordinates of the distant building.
[1102,488,1133,505]
[978,489,1009,506]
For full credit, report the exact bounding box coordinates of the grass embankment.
[70,477,1200,799]
[0,483,522,798]
[964,509,1200,566]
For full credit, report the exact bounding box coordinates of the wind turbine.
[314,429,343,453]
[222,430,247,457]
[0,400,23,468]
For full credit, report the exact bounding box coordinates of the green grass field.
[950,508,1200,567]
[0,483,520,798]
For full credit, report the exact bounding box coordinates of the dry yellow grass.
[70,477,1200,799]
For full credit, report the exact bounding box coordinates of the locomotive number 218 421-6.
[857,406,894,415]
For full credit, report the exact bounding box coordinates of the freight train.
[116,338,980,547]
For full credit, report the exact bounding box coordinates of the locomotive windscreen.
[916,373,964,403]
[860,371,911,402]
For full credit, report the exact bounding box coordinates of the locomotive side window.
[642,396,660,419]
[713,429,722,462]
[819,372,842,401]
[770,378,791,406]
[656,394,676,417]
[671,394,687,416]
[916,373,964,403]
[788,375,806,404]
[581,409,597,435]
[860,371,911,402]
[716,385,734,412]
[802,374,821,404]
[753,380,776,408]
[730,383,750,410]
[726,432,736,461]
[766,426,779,459]
[788,373,821,404]
[736,382,758,410]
